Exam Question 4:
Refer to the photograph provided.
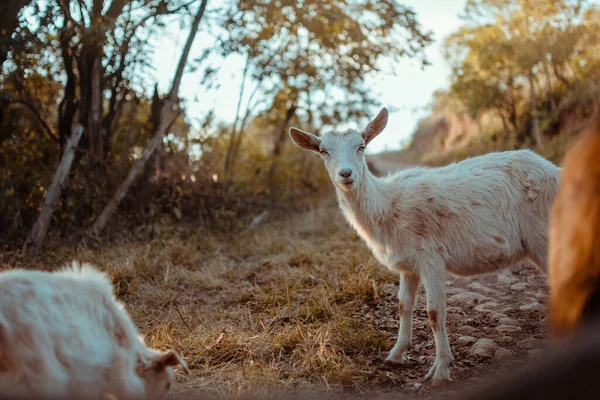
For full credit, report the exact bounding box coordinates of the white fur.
[0,262,187,400]
[289,108,560,384]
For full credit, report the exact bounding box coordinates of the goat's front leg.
[385,271,420,365]
[420,262,453,386]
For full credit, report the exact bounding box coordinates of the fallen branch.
[22,124,85,255]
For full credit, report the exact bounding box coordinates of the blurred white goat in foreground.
[0,262,188,400]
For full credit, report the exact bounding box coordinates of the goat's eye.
[319,149,328,156]
[358,145,365,152]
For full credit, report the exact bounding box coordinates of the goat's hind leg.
[385,271,420,365]
[421,262,453,386]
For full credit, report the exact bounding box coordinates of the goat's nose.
[339,168,352,178]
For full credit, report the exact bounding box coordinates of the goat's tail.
[549,107,600,337]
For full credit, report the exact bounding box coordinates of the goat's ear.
[151,350,190,375]
[360,107,388,145]
[289,127,321,153]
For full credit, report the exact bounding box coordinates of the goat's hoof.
[424,360,451,383]
[431,378,450,388]
[384,353,410,366]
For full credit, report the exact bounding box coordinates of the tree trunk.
[58,27,78,155]
[267,104,297,183]
[528,70,542,148]
[228,108,254,182]
[542,62,559,121]
[89,56,104,160]
[498,109,510,142]
[223,54,250,179]
[22,124,85,255]
[118,101,137,178]
[92,0,209,235]
[145,86,165,183]
[552,61,572,89]
[229,84,264,182]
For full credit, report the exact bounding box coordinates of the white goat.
[289,108,559,386]
[0,262,188,400]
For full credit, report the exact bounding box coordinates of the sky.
[149,0,466,154]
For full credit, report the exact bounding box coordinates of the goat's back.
[381,150,559,275]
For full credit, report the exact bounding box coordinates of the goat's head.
[289,107,388,192]
[136,348,190,400]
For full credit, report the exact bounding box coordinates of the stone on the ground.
[446,313,461,323]
[497,317,519,326]
[490,312,508,321]
[517,338,542,350]
[497,271,518,285]
[457,325,478,335]
[447,287,467,295]
[474,301,508,313]
[528,349,545,359]
[519,301,544,311]
[457,336,477,346]
[497,336,513,343]
[503,360,525,369]
[496,325,522,334]
[493,348,514,363]
[469,282,502,295]
[471,338,499,358]
[511,282,528,291]
[448,292,488,305]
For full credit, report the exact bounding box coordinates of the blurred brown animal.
[549,111,600,336]
[450,317,600,400]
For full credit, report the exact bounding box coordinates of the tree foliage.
[0,0,431,250]
[442,0,600,145]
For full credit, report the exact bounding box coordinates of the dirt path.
[357,261,548,397]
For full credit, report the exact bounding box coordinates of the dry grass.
[1,195,430,400]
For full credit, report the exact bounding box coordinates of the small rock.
[457,325,478,335]
[496,325,522,334]
[497,317,519,326]
[447,313,461,323]
[457,336,477,346]
[518,338,542,350]
[511,282,528,291]
[448,292,488,305]
[497,271,518,285]
[469,282,502,295]
[519,301,545,312]
[491,312,509,322]
[503,360,525,369]
[447,287,467,295]
[528,349,546,359]
[497,336,513,344]
[474,302,507,313]
[493,348,514,363]
[447,306,463,314]
[471,338,499,358]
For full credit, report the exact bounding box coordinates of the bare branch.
[14,100,59,143]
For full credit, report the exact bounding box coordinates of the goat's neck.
[336,163,390,228]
